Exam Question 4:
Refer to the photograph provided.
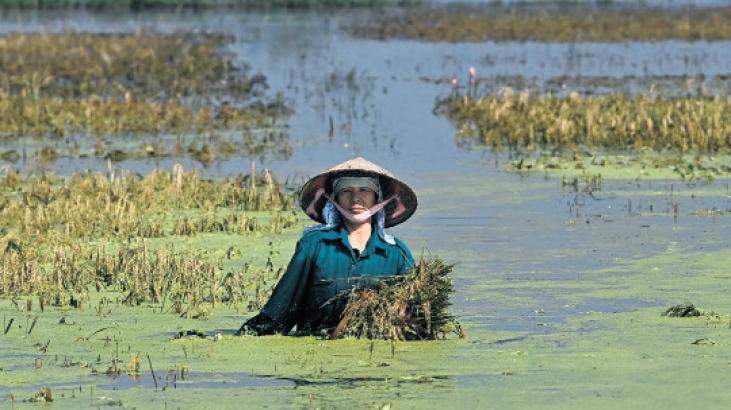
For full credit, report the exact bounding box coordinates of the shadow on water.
[277,374,452,388]
[97,371,295,390]
[0,372,293,401]
[0,371,453,393]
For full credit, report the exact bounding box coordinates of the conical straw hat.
[300,157,417,228]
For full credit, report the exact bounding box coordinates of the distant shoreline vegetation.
[348,5,731,42]
[0,0,415,9]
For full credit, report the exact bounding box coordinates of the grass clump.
[348,5,731,42]
[330,257,463,340]
[438,92,730,153]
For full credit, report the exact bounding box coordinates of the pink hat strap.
[323,193,395,224]
[305,187,326,219]
[391,194,406,218]
[304,186,405,222]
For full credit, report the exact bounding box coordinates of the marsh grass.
[172,211,298,236]
[0,165,296,240]
[0,32,264,99]
[438,92,730,153]
[0,32,291,162]
[0,164,297,313]
[0,93,281,139]
[0,241,281,315]
[330,257,462,341]
[349,5,731,42]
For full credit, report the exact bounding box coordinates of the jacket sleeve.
[395,238,415,276]
[246,237,316,335]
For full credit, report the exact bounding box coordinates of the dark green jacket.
[245,226,414,335]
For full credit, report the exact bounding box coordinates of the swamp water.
[1,6,731,408]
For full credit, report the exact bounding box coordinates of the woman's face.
[336,186,376,215]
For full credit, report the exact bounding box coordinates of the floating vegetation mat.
[330,257,463,341]
[348,5,731,42]
[506,150,731,181]
[438,93,730,153]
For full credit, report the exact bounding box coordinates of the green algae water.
[2,4,731,409]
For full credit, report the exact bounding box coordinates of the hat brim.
[300,168,417,228]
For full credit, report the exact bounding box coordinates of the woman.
[240,157,418,336]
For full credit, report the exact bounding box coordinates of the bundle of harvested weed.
[331,257,463,340]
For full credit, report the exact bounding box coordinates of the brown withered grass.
[0,164,294,313]
[0,164,295,239]
[0,240,280,314]
[0,32,290,162]
[0,32,263,98]
[438,92,730,153]
[0,93,280,139]
[331,257,463,340]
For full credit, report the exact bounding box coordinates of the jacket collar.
[322,225,388,257]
